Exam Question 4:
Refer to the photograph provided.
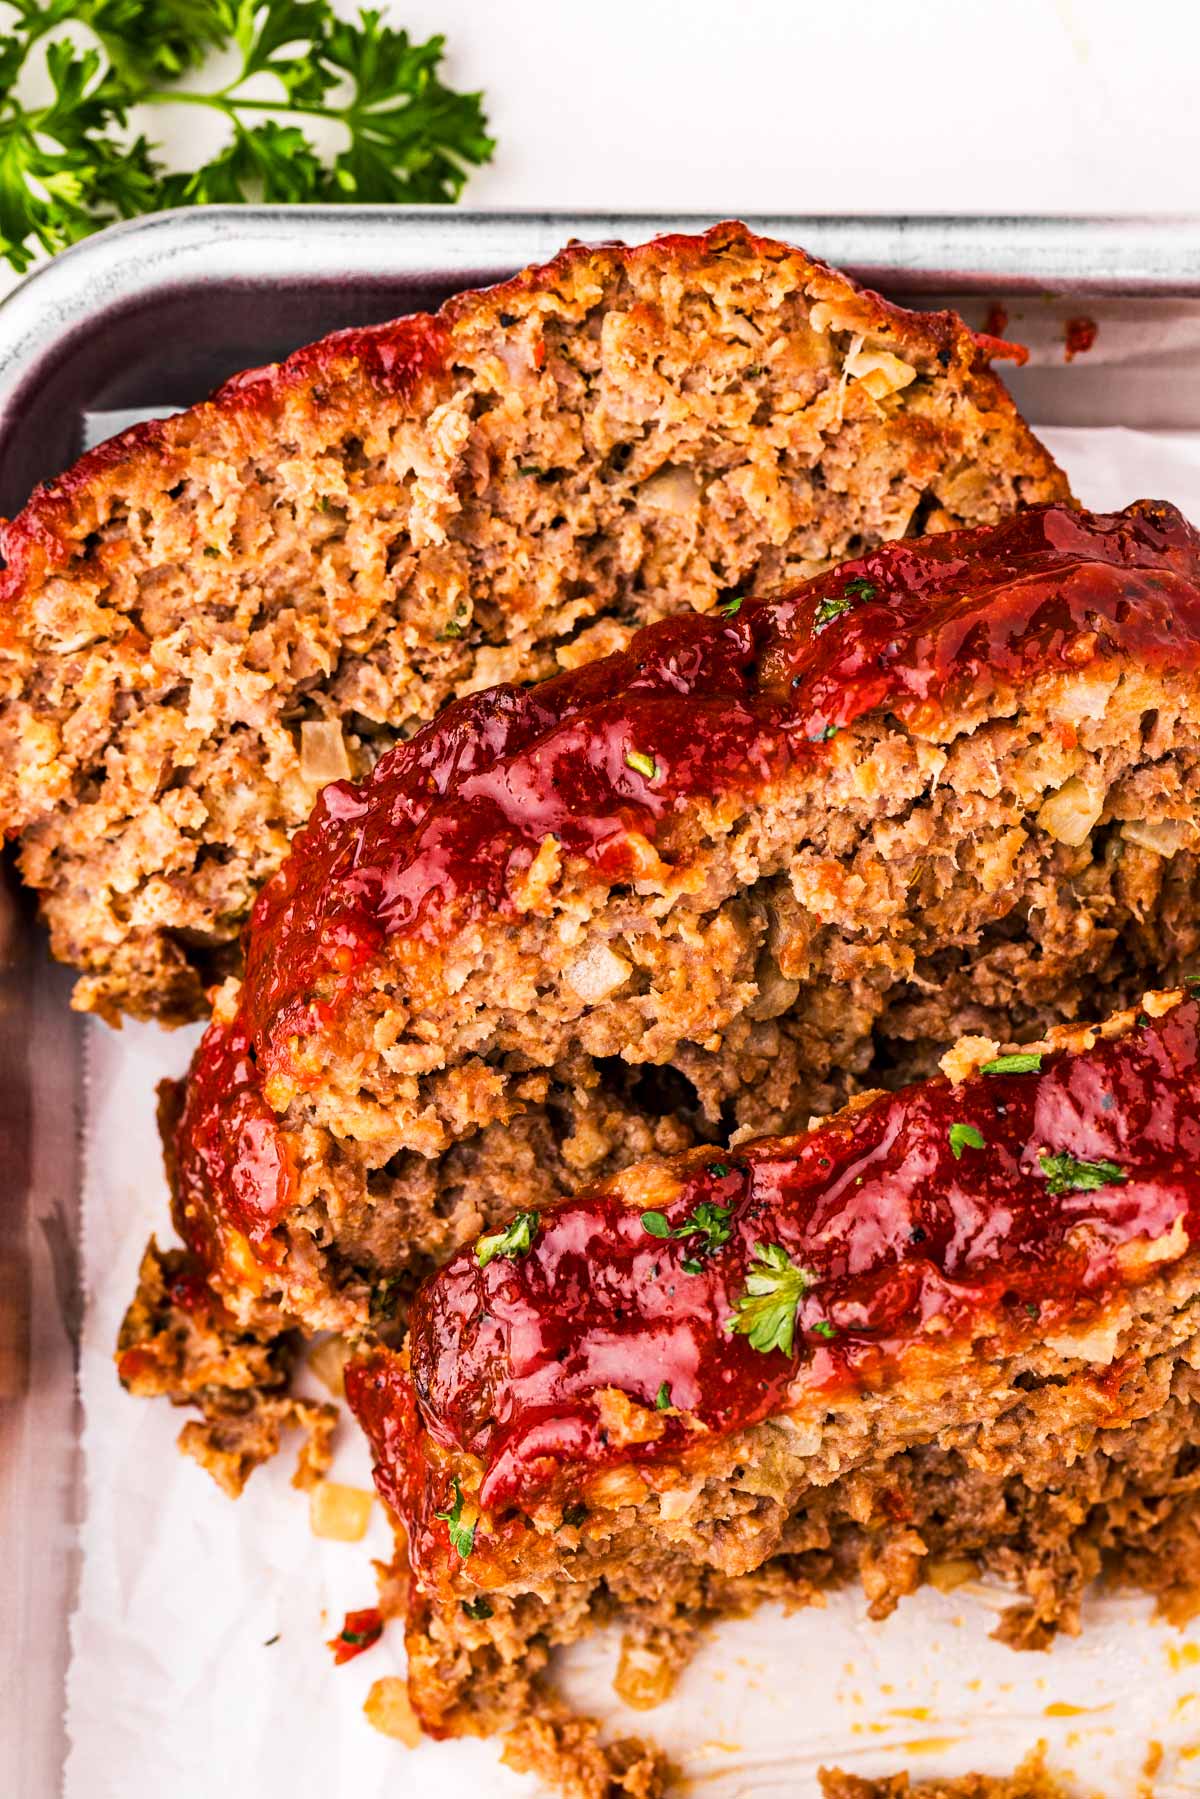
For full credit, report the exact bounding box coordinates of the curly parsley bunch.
[0,0,494,273]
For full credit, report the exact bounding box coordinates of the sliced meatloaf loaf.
[346,990,1200,1793]
[0,222,1067,1023]
[155,502,1200,1339]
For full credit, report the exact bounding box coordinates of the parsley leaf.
[811,1319,837,1340]
[625,747,658,781]
[1038,1151,1127,1196]
[476,1209,539,1268]
[843,576,876,600]
[655,1381,672,1410]
[640,1199,733,1258]
[725,1242,815,1358]
[812,593,855,633]
[435,1474,475,1559]
[0,1,493,274]
[981,1052,1043,1076]
[949,1122,985,1159]
[461,1595,493,1620]
[718,595,744,617]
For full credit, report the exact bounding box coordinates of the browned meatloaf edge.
[0,221,1067,1022]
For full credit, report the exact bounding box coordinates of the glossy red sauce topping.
[241,502,1200,1083]
[346,1000,1200,1576]
[326,1606,384,1666]
[171,1015,294,1265]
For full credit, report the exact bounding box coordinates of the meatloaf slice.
[346,990,1200,1793]
[162,502,1200,1337]
[0,222,1067,1023]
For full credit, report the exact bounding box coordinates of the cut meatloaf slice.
[160,501,1200,1338]
[0,222,1067,1023]
[345,990,1200,1794]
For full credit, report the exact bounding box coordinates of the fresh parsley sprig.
[0,0,494,274]
[1038,1151,1126,1196]
[476,1209,539,1269]
[434,1474,476,1559]
[725,1241,816,1358]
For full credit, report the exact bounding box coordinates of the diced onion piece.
[638,465,699,515]
[926,1556,977,1594]
[565,942,632,1004]
[364,1677,423,1747]
[1121,818,1195,858]
[309,1479,374,1542]
[614,1637,677,1711]
[307,1335,351,1398]
[843,346,917,399]
[1045,1314,1124,1365]
[583,1465,650,1510]
[1036,775,1105,847]
[300,720,352,785]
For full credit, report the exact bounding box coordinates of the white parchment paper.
[65,430,1200,1799]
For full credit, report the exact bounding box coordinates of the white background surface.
[148,0,1200,217]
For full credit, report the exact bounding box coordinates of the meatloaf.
[0,223,1067,1024]
[156,501,1200,1340]
[346,990,1200,1795]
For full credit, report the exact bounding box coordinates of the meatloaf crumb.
[116,1238,335,1497]
[344,992,1200,1790]
[819,1747,1068,1799]
[162,503,1200,1340]
[0,222,1066,1023]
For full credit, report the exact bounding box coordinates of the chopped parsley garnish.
[808,723,839,742]
[680,1257,703,1275]
[655,1381,672,1410]
[719,595,744,617]
[625,748,658,781]
[811,1319,837,1340]
[438,609,468,641]
[640,1199,733,1260]
[843,576,877,600]
[435,1476,476,1559]
[461,1596,493,1620]
[981,1052,1043,1076]
[949,1122,985,1160]
[476,1209,539,1268]
[812,593,855,632]
[1038,1151,1127,1196]
[708,1162,731,1179]
[725,1242,815,1358]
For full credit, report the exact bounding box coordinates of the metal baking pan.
[3,206,1200,1796]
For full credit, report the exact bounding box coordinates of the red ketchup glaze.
[171,1014,294,1268]
[241,501,1200,1080]
[326,1606,384,1666]
[347,1001,1200,1579]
